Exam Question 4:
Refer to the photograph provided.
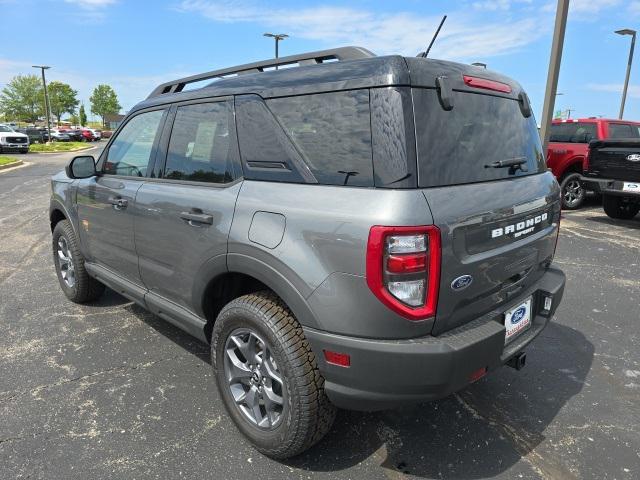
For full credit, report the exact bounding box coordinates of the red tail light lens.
[463,75,512,93]
[366,226,441,321]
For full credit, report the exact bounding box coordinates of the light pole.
[32,65,52,143]
[263,33,288,68]
[539,0,569,153]
[615,28,636,119]
[471,62,487,69]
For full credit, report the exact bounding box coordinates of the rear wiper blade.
[485,158,526,168]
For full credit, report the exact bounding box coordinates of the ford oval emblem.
[627,153,640,162]
[451,275,473,291]
[511,307,527,325]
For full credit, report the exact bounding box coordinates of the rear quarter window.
[414,89,546,188]
[608,123,640,139]
[267,90,373,187]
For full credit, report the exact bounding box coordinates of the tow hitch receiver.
[507,351,526,370]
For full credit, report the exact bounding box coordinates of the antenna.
[419,15,447,58]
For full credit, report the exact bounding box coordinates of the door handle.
[108,197,128,209]
[180,211,213,226]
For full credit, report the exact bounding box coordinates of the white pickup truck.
[0,124,29,153]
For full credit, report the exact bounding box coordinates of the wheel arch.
[195,253,321,343]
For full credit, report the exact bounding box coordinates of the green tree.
[69,113,80,125]
[48,81,79,126]
[0,75,43,123]
[90,84,121,127]
[79,104,87,126]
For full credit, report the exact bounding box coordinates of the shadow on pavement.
[101,291,593,479]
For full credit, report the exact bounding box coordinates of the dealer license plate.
[504,297,532,343]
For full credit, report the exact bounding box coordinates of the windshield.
[0,126,14,132]
[413,89,546,187]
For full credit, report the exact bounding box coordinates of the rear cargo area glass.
[413,89,545,187]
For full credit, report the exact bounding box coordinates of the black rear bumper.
[305,267,565,411]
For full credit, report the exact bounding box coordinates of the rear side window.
[549,122,597,143]
[608,123,640,139]
[267,90,373,187]
[164,102,235,184]
[414,89,545,188]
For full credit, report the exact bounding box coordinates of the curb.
[0,159,23,171]
[29,145,96,155]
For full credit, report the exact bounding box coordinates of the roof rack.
[147,46,376,99]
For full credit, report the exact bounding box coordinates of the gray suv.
[50,47,565,458]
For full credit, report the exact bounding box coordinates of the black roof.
[132,46,524,114]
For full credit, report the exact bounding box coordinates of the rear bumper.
[581,177,640,196]
[305,267,565,411]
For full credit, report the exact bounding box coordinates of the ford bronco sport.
[50,47,566,458]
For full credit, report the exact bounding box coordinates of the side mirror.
[65,155,96,179]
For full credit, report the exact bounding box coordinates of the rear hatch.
[407,60,560,335]
[586,139,640,182]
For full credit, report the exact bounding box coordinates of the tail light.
[462,75,512,93]
[583,148,591,173]
[366,226,441,321]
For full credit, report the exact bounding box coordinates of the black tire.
[52,220,105,303]
[560,172,585,210]
[20,149,28,154]
[212,291,336,459]
[602,194,640,220]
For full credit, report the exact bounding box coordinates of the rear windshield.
[414,89,545,188]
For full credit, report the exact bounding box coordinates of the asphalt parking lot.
[1,149,639,480]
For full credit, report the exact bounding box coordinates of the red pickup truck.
[547,118,640,209]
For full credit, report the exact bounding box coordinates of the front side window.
[164,101,235,183]
[104,109,165,176]
[267,90,373,187]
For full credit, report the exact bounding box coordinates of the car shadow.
[583,215,640,230]
[108,292,592,479]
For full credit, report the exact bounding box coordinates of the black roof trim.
[147,46,376,99]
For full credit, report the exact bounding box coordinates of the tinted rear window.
[267,90,373,187]
[549,122,597,143]
[414,89,545,188]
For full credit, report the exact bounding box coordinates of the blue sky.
[1,0,639,122]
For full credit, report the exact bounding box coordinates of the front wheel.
[602,194,640,220]
[560,172,585,210]
[212,291,336,459]
[52,220,105,303]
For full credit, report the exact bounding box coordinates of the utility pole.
[263,33,288,69]
[32,65,52,143]
[615,29,636,119]
[539,0,569,153]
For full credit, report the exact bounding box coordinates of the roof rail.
[147,46,376,99]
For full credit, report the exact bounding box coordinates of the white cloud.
[569,0,621,16]
[63,0,117,8]
[472,0,532,11]
[629,1,640,16]
[588,83,640,98]
[175,1,550,60]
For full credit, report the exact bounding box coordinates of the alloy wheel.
[563,178,584,208]
[223,329,285,429]
[57,236,75,288]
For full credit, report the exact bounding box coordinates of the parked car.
[547,118,640,209]
[583,139,640,219]
[86,128,102,140]
[15,127,50,144]
[59,129,84,142]
[80,129,94,142]
[50,46,565,459]
[50,130,71,142]
[0,124,29,153]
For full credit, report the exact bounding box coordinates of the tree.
[48,81,79,125]
[90,84,121,127]
[0,75,43,123]
[69,113,80,125]
[79,104,87,126]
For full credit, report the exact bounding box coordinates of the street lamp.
[615,28,636,119]
[263,33,288,68]
[471,62,487,69]
[32,65,52,143]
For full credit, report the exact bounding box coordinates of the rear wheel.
[52,220,105,302]
[602,194,640,220]
[212,291,336,459]
[560,172,585,210]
